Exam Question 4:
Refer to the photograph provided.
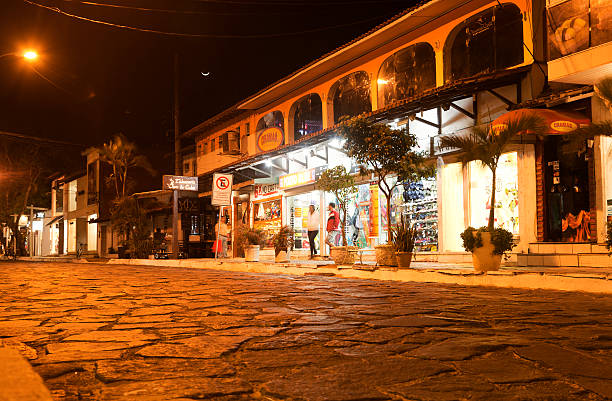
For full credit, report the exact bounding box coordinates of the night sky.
[0,0,415,173]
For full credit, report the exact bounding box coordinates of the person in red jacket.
[325,202,340,249]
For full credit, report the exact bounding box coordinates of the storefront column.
[517,144,537,252]
[320,190,326,256]
[438,161,464,252]
[594,135,611,243]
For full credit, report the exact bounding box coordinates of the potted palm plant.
[391,214,416,269]
[235,227,266,262]
[273,226,295,263]
[439,115,545,271]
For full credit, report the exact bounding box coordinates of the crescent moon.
[201,72,210,77]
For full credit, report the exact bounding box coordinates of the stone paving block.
[137,335,250,359]
[0,347,53,401]
[95,358,236,382]
[454,352,555,383]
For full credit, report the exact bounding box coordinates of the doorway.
[544,135,591,242]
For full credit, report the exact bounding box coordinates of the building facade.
[183,0,612,264]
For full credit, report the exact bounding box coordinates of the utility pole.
[174,53,181,176]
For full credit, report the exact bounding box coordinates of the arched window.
[330,71,372,124]
[292,94,322,142]
[256,111,284,132]
[256,111,284,152]
[445,4,523,82]
[377,43,436,108]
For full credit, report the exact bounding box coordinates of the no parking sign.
[212,173,233,206]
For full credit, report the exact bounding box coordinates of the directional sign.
[163,175,198,191]
[212,173,233,206]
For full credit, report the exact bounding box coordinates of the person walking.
[325,202,340,252]
[307,205,320,259]
[215,216,231,258]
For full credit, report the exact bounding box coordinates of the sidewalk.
[93,256,612,294]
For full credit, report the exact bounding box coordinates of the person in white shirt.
[307,205,320,259]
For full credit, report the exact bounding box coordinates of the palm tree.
[439,115,545,232]
[93,134,155,198]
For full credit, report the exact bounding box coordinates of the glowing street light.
[23,50,38,61]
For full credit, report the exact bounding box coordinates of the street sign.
[212,173,233,206]
[163,175,198,191]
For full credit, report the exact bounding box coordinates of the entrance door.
[543,136,590,242]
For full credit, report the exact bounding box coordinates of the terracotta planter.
[275,249,290,263]
[375,244,397,267]
[245,245,260,262]
[395,252,413,269]
[472,231,502,272]
[330,246,356,265]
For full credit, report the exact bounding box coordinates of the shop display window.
[469,152,519,234]
[253,197,282,245]
[287,192,320,251]
[401,179,439,252]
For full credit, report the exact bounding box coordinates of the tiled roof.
[512,85,593,109]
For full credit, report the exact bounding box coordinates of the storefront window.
[253,197,282,245]
[287,192,320,251]
[446,4,523,82]
[402,178,438,252]
[377,43,436,108]
[469,152,519,234]
[292,94,323,142]
[331,71,372,124]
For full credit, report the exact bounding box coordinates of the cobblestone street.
[1,261,612,400]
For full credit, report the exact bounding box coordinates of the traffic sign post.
[162,175,199,259]
[211,173,233,259]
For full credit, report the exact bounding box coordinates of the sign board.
[279,168,316,189]
[257,127,284,152]
[163,175,198,191]
[253,183,279,200]
[212,173,233,206]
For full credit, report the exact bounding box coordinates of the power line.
[25,0,398,39]
[0,130,85,148]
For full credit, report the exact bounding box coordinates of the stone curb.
[102,258,612,294]
[0,347,53,401]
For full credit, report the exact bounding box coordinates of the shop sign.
[253,183,279,199]
[279,168,316,189]
[550,120,578,133]
[163,175,198,191]
[178,198,198,213]
[212,173,233,206]
[257,127,284,152]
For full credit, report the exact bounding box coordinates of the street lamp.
[0,50,38,61]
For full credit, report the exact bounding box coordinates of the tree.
[440,115,545,231]
[93,134,155,258]
[93,134,155,199]
[317,165,357,246]
[0,141,48,255]
[574,77,612,138]
[337,116,434,242]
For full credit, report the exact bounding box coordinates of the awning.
[491,108,590,135]
[45,215,63,226]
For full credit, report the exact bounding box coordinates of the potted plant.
[235,227,265,262]
[440,115,545,271]
[338,116,434,266]
[272,226,295,263]
[316,165,358,265]
[461,227,515,271]
[391,215,417,269]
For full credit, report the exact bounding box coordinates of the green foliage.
[461,226,515,256]
[391,214,417,253]
[317,165,357,246]
[235,226,266,256]
[595,76,612,111]
[337,116,434,241]
[440,115,545,231]
[92,133,155,199]
[272,226,295,255]
[111,196,152,259]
